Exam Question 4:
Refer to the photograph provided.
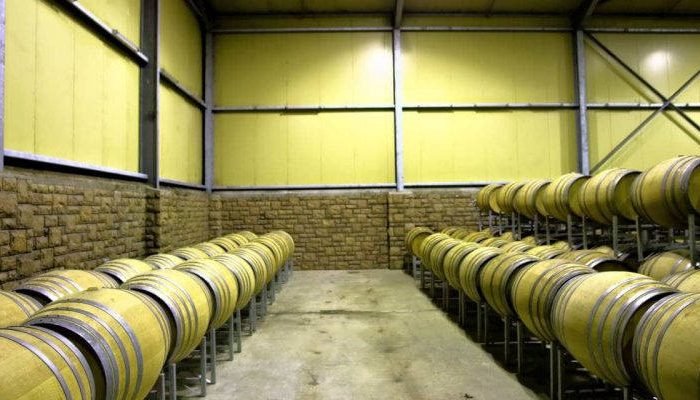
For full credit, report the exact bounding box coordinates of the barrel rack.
[406,207,699,400]
[151,260,294,400]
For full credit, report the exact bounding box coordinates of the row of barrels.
[476,155,700,228]
[406,226,699,400]
[0,230,294,400]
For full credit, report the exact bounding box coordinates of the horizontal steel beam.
[406,181,507,188]
[403,102,578,110]
[159,69,206,109]
[213,26,392,34]
[213,104,394,113]
[4,150,149,181]
[53,0,148,66]
[587,27,700,34]
[213,183,396,191]
[184,0,211,28]
[159,178,207,190]
[587,103,700,110]
[401,26,571,33]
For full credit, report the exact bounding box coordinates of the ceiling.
[205,0,700,16]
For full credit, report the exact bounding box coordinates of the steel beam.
[403,102,578,110]
[184,0,212,28]
[394,0,404,29]
[4,150,148,181]
[213,104,394,113]
[0,0,4,171]
[591,69,700,172]
[392,28,404,191]
[406,182,507,188]
[401,26,571,33]
[587,27,700,34]
[52,0,148,66]
[159,69,206,109]
[159,178,207,191]
[572,0,600,27]
[204,31,214,192]
[212,183,395,191]
[584,32,700,133]
[213,26,392,34]
[587,103,700,110]
[139,0,160,188]
[573,30,590,174]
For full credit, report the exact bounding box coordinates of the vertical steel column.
[0,0,5,171]
[203,31,214,192]
[392,28,405,190]
[139,0,160,187]
[573,29,590,174]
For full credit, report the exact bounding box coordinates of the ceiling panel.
[403,0,580,14]
[595,0,700,14]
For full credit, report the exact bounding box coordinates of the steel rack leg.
[549,343,556,400]
[420,263,426,290]
[209,329,216,384]
[168,363,177,400]
[503,316,511,365]
[235,309,242,353]
[227,315,235,360]
[198,336,207,397]
[690,213,697,266]
[635,217,644,262]
[248,297,257,334]
[516,321,523,374]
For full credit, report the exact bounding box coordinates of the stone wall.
[0,166,481,286]
[211,188,480,270]
[148,188,210,254]
[0,167,149,289]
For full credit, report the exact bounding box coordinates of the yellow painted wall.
[159,85,203,184]
[403,111,577,182]
[586,34,700,170]
[161,0,203,97]
[214,112,395,186]
[80,0,141,44]
[5,0,140,172]
[214,33,393,106]
[402,32,574,103]
[158,0,203,184]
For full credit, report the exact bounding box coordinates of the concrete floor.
[204,270,540,400]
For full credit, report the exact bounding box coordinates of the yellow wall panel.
[588,110,700,171]
[159,85,204,184]
[403,111,577,183]
[214,112,394,186]
[161,0,202,97]
[402,32,574,104]
[214,33,393,106]
[586,34,700,103]
[5,0,140,172]
[80,0,141,44]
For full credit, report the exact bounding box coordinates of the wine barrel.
[499,232,516,241]
[477,184,503,212]
[521,236,538,245]
[405,227,433,256]
[638,250,694,280]
[479,253,540,318]
[209,237,239,252]
[240,242,276,282]
[513,179,550,220]
[488,186,504,214]
[663,269,700,293]
[427,238,463,280]
[591,245,615,257]
[27,288,171,400]
[511,259,594,342]
[526,245,567,260]
[480,237,510,248]
[0,290,42,327]
[227,247,269,294]
[234,231,258,241]
[192,242,226,257]
[270,230,295,256]
[254,235,286,273]
[416,233,450,261]
[630,155,700,227]
[552,272,675,386]
[224,233,250,246]
[441,227,460,236]
[500,241,535,253]
[213,254,256,310]
[95,259,154,284]
[123,270,212,364]
[633,292,700,400]
[176,259,239,329]
[462,231,491,243]
[449,228,472,240]
[559,250,629,272]
[459,246,504,302]
[552,241,572,251]
[443,242,481,290]
[579,168,640,225]
[16,270,118,305]
[170,247,209,261]
[495,182,526,215]
[0,326,94,400]
[541,173,589,222]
